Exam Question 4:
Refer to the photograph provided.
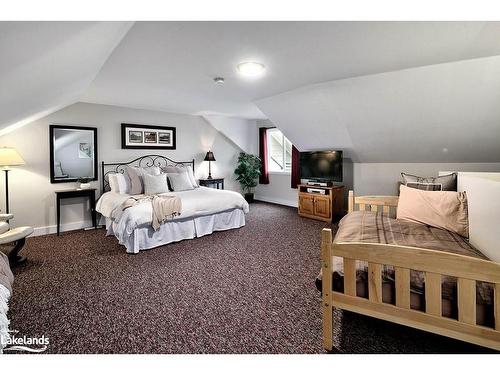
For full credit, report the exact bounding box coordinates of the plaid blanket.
[331,211,493,305]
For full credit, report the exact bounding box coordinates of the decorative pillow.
[161,165,197,189]
[168,171,195,191]
[143,173,169,195]
[401,172,457,191]
[126,166,161,194]
[406,182,442,191]
[108,173,130,194]
[397,185,469,238]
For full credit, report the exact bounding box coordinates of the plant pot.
[244,193,254,203]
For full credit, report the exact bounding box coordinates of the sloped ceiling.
[2,21,500,163]
[82,22,500,120]
[256,55,500,163]
[0,21,133,134]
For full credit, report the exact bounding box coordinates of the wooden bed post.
[321,228,334,351]
[348,190,354,213]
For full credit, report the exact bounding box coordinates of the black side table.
[55,188,97,236]
[198,178,224,190]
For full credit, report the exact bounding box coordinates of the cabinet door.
[299,195,314,215]
[314,195,331,218]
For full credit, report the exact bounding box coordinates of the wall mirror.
[49,125,98,183]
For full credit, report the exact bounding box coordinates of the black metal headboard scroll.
[101,155,195,194]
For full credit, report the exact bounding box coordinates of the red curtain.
[258,127,269,184]
[291,145,301,189]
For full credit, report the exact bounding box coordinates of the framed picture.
[121,123,176,149]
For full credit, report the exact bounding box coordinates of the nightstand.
[198,178,224,190]
[55,188,97,235]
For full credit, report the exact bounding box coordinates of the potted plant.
[234,153,261,203]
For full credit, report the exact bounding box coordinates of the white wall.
[353,162,500,196]
[0,102,242,234]
[202,115,258,154]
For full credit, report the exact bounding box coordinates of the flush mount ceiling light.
[236,61,266,78]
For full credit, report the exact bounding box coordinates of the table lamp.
[204,151,216,179]
[0,147,25,214]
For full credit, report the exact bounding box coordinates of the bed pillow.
[126,166,161,194]
[401,172,457,191]
[397,185,469,238]
[108,173,130,194]
[143,173,169,195]
[168,171,195,191]
[162,165,197,189]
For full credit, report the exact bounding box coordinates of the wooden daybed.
[321,190,500,351]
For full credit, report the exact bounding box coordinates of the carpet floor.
[6,202,494,353]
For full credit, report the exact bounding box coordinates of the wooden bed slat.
[370,204,378,212]
[358,203,366,211]
[458,278,476,325]
[368,263,383,303]
[495,284,500,331]
[332,292,500,351]
[383,205,390,215]
[395,267,410,309]
[425,272,442,316]
[332,242,500,284]
[321,229,333,350]
[343,258,357,296]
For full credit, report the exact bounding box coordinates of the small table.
[198,178,224,190]
[55,188,97,236]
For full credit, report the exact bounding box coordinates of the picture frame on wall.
[121,123,176,149]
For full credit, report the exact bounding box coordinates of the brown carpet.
[6,202,494,353]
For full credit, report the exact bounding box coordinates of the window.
[267,128,292,173]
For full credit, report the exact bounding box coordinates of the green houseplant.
[234,153,261,203]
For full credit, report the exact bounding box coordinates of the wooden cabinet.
[313,195,331,218]
[298,185,345,223]
[299,195,314,215]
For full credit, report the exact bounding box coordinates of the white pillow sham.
[109,173,130,194]
[161,165,197,189]
[168,171,195,191]
[143,173,169,195]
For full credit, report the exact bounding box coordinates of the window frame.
[267,128,292,175]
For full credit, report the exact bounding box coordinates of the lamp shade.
[0,147,25,167]
[204,151,216,162]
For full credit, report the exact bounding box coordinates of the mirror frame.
[49,125,98,184]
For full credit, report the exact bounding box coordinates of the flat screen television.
[299,151,343,182]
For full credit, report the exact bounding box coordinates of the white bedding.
[97,187,249,238]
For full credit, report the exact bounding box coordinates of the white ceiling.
[3,21,500,162]
[82,21,500,119]
[256,55,500,162]
[0,21,132,134]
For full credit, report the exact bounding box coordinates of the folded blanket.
[151,195,182,230]
[113,195,182,231]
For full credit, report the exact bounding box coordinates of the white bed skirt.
[106,208,246,254]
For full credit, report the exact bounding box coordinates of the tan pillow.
[397,185,469,238]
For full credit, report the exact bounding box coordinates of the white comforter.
[96,187,249,236]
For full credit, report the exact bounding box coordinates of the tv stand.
[298,184,344,223]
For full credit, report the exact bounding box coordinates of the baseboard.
[32,220,94,237]
[254,195,298,208]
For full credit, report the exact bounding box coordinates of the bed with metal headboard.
[98,154,249,254]
[101,154,195,195]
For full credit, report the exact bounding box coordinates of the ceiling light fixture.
[236,61,266,78]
